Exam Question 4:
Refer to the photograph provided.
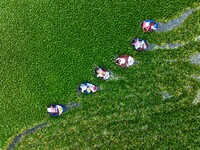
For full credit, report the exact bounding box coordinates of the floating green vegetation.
[1,0,200,149]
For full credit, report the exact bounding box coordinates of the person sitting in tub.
[141,20,158,32]
[95,67,111,80]
[79,82,98,94]
[132,38,148,51]
[115,55,135,68]
[47,104,67,117]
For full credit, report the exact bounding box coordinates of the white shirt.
[135,40,145,49]
[127,56,134,67]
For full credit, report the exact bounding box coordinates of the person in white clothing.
[132,38,148,51]
[47,104,66,116]
[79,82,98,94]
[115,55,135,68]
[95,67,111,80]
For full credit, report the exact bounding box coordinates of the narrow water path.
[147,43,184,50]
[157,7,199,32]
[7,102,81,150]
[147,35,199,50]
[7,123,49,150]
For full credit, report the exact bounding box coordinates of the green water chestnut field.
[1,0,200,149]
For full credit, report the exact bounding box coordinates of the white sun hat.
[47,108,52,113]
